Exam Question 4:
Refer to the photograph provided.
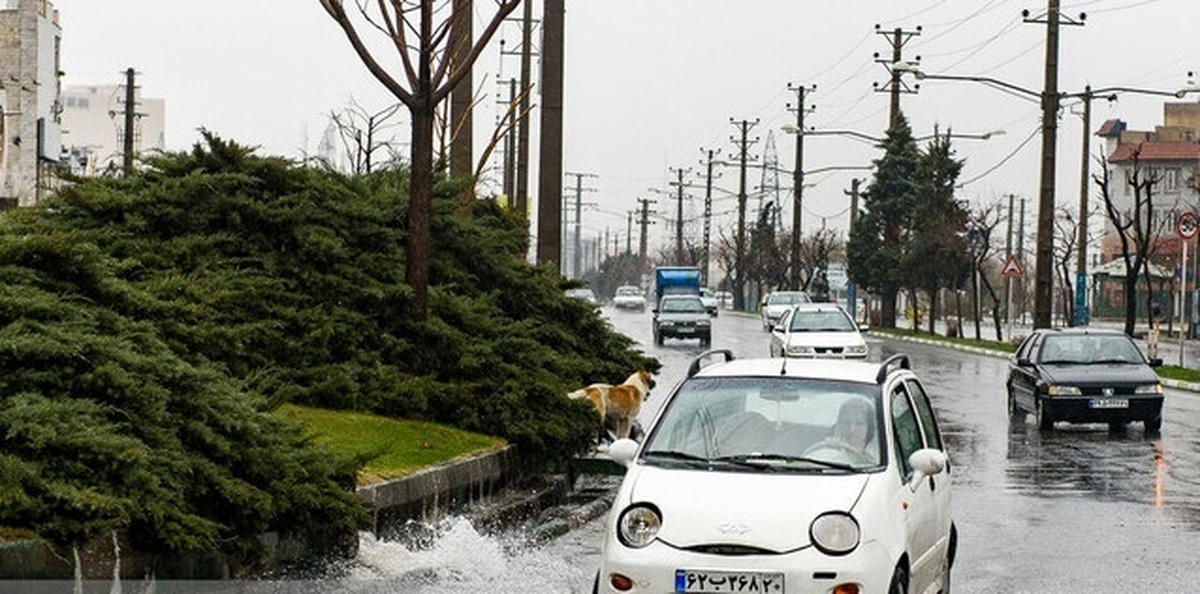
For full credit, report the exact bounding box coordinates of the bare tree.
[320,0,521,327]
[1053,205,1079,326]
[327,97,405,174]
[1096,151,1171,335]
[967,202,1008,341]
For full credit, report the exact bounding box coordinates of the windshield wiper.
[711,453,856,471]
[1092,358,1134,364]
[642,450,714,466]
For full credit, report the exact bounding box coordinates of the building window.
[1165,168,1179,192]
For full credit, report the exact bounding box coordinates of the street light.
[893,61,1192,329]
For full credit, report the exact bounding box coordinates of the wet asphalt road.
[556,306,1200,593]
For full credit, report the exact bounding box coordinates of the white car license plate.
[678,327,694,334]
[1089,398,1129,409]
[675,569,784,592]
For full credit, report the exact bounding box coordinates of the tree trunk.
[408,104,435,329]
[882,291,897,329]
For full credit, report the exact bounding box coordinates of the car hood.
[784,331,866,348]
[1037,363,1159,386]
[657,311,710,322]
[623,465,869,551]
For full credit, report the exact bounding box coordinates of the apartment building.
[60,83,166,176]
[0,0,61,208]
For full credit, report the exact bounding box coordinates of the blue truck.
[651,266,711,346]
[653,266,702,304]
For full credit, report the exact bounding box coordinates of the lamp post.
[894,60,1195,329]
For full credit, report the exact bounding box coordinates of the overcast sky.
[53,0,1200,252]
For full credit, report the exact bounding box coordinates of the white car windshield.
[1038,334,1145,365]
[768,292,811,306]
[790,310,856,332]
[642,377,883,471]
[661,298,706,313]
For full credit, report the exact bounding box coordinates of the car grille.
[814,347,844,354]
[1078,386,1136,397]
[683,544,777,556]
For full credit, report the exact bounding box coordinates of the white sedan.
[769,303,869,359]
[595,351,955,594]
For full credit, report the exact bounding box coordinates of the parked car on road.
[769,302,869,359]
[612,285,647,312]
[565,287,598,306]
[596,351,955,594]
[1006,328,1164,433]
[698,288,719,317]
[760,290,813,330]
[652,294,712,346]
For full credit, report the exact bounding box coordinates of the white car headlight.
[1135,383,1163,395]
[845,344,868,355]
[810,512,859,556]
[786,345,816,356]
[696,319,711,327]
[618,504,661,548]
[1047,385,1082,396]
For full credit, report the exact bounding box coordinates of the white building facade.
[0,0,61,207]
[60,83,166,176]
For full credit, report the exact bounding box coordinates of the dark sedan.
[1006,328,1164,433]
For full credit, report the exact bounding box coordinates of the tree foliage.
[0,132,657,560]
[847,114,921,327]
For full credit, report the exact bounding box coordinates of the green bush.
[0,133,657,557]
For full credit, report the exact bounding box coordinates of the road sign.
[1001,254,1023,277]
[1178,211,1198,240]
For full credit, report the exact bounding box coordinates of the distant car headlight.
[617,504,661,548]
[1046,384,1082,396]
[845,344,868,355]
[659,320,676,327]
[696,319,711,327]
[1135,383,1163,395]
[787,345,816,356]
[810,512,859,556]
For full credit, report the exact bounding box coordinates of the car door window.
[905,379,943,452]
[890,385,922,479]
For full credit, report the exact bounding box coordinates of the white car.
[770,303,869,359]
[760,290,813,330]
[595,351,955,594]
[698,288,719,317]
[612,285,647,312]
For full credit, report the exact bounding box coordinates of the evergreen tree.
[847,113,921,328]
[903,130,968,334]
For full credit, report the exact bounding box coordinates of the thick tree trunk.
[408,104,435,327]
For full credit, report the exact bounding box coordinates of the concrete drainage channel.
[0,446,622,579]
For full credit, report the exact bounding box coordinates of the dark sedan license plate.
[1089,398,1129,409]
[675,569,784,593]
[677,327,694,334]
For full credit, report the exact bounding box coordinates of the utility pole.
[1006,193,1016,340]
[626,210,634,255]
[1025,1,1085,328]
[787,82,816,290]
[565,172,597,278]
[449,0,473,178]
[1074,86,1093,327]
[1018,197,1028,325]
[637,197,656,266]
[502,78,517,199]
[700,148,720,288]
[845,178,862,322]
[516,0,534,215]
[873,25,921,127]
[730,118,759,311]
[668,166,691,264]
[536,0,564,271]
[122,67,137,177]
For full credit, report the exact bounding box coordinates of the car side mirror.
[907,448,948,492]
[1148,357,1163,368]
[608,438,640,468]
[1015,357,1033,368]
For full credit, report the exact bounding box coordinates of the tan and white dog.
[568,370,655,441]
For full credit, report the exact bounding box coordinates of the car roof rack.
[686,349,736,378]
[876,353,911,384]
